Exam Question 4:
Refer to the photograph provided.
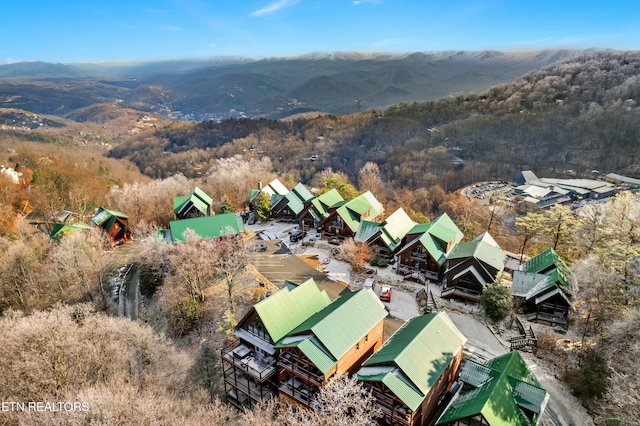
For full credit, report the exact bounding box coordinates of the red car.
[379,286,392,302]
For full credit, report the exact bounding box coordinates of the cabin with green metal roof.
[511,248,574,328]
[297,188,344,231]
[275,289,387,407]
[357,312,467,426]
[442,232,506,303]
[247,178,289,209]
[396,213,464,281]
[318,190,385,238]
[355,207,416,258]
[272,182,314,221]
[164,213,244,243]
[436,351,549,426]
[222,278,331,409]
[90,207,132,246]
[173,187,213,219]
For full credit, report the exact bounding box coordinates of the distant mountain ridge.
[0,50,588,119]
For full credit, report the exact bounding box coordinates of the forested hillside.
[109,51,640,189]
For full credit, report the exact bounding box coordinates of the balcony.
[441,286,481,302]
[224,368,277,402]
[279,352,324,386]
[222,341,277,382]
[279,376,318,406]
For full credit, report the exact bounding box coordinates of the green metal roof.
[380,208,416,250]
[400,213,463,265]
[263,178,289,196]
[168,213,244,242]
[437,351,548,426]
[521,248,571,289]
[247,188,261,203]
[358,367,426,412]
[284,183,314,215]
[447,232,506,272]
[334,191,384,233]
[356,208,416,251]
[173,195,190,211]
[283,289,387,363]
[309,189,344,221]
[270,193,286,209]
[355,220,383,243]
[50,223,91,239]
[277,335,337,374]
[91,207,128,226]
[174,187,213,215]
[358,312,466,410]
[292,182,313,200]
[254,278,331,344]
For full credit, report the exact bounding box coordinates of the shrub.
[370,258,388,268]
[562,349,609,402]
[480,282,511,321]
[169,298,203,337]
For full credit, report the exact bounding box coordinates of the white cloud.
[352,0,382,5]
[251,0,299,16]
[208,43,217,49]
[5,57,25,64]
[163,26,182,31]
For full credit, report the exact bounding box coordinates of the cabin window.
[248,319,267,340]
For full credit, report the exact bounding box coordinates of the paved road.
[248,239,350,301]
[118,263,139,321]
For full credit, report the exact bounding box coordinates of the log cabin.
[275,289,387,407]
[173,186,213,220]
[297,188,344,232]
[396,213,463,282]
[355,207,416,259]
[357,312,467,426]
[442,232,506,303]
[437,351,548,426]
[317,191,384,239]
[511,248,574,328]
[271,182,314,221]
[222,278,331,409]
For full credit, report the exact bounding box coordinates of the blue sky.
[2,0,639,64]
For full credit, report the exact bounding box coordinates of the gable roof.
[261,178,289,197]
[398,214,464,266]
[334,191,384,233]
[447,232,506,273]
[512,248,573,306]
[173,186,213,216]
[282,182,314,215]
[357,312,466,411]
[167,213,244,242]
[276,289,387,373]
[520,248,571,289]
[307,189,344,222]
[355,207,416,251]
[437,351,548,426]
[91,207,128,227]
[252,278,331,344]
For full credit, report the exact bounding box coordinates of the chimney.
[258,180,263,190]
[549,185,554,191]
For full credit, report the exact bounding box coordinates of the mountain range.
[0,50,586,119]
